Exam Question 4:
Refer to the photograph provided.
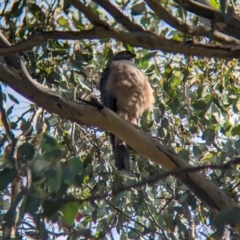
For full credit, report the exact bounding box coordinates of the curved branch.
[93,0,144,31]
[0,32,239,221]
[69,0,109,28]
[145,0,240,44]
[175,0,240,39]
[175,0,222,21]
[0,29,240,59]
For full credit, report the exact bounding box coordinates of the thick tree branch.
[175,0,240,39]
[145,0,240,44]
[1,29,240,59]
[0,33,239,219]
[175,0,220,20]
[145,0,191,32]
[93,0,144,31]
[68,0,109,28]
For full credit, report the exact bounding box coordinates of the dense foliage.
[0,0,240,239]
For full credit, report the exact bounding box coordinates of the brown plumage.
[99,51,155,170]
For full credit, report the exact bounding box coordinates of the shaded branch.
[93,0,144,31]
[68,0,109,28]
[145,0,191,32]
[174,0,240,39]
[1,29,240,59]
[145,0,240,44]
[175,0,222,21]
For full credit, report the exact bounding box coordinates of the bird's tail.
[110,134,130,170]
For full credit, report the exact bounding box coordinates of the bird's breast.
[105,61,155,121]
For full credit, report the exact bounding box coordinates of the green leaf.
[170,76,181,88]
[63,166,74,185]
[193,146,202,158]
[161,118,169,130]
[47,165,62,193]
[8,93,19,104]
[24,187,42,216]
[8,0,24,18]
[178,192,188,203]
[164,65,172,75]
[232,124,240,136]
[61,199,79,225]
[179,149,190,161]
[142,51,158,60]
[68,157,83,177]
[46,115,58,126]
[153,109,162,123]
[0,168,18,191]
[158,126,166,138]
[57,16,69,27]
[41,134,62,152]
[202,128,216,143]
[1,92,6,102]
[74,169,89,187]
[7,105,14,116]
[30,152,51,183]
[214,207,240,237]
[17,142,35,162]
[234,139,240,154]
[43,200,62,218]
[136,58,149,69]
[43,149,62,162]
[124,44,134,52]
[116,212,126,233]
[209,0,220,9]
[192,100,207,110]
[131,2,146,15]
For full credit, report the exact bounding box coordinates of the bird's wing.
[99,64,116,112]
[99,62,130,170]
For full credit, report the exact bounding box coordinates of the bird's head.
[113,51,136,61]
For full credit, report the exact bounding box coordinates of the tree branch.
[1,29,240,59]
[174,0,240,39]
[93,0,144,31]
[0,32,239,227]
[27,158,240,207]
[145,0,240,44]
[68,0,109,28]
[175,0,222,21]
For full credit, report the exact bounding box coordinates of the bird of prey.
[99,51,155,170]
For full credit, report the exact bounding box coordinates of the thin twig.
[144,200,169,239]
[84,184,161,236]
[1,30,240,59]
[25,157,240,204]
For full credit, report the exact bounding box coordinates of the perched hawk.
[99,51,155,170]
